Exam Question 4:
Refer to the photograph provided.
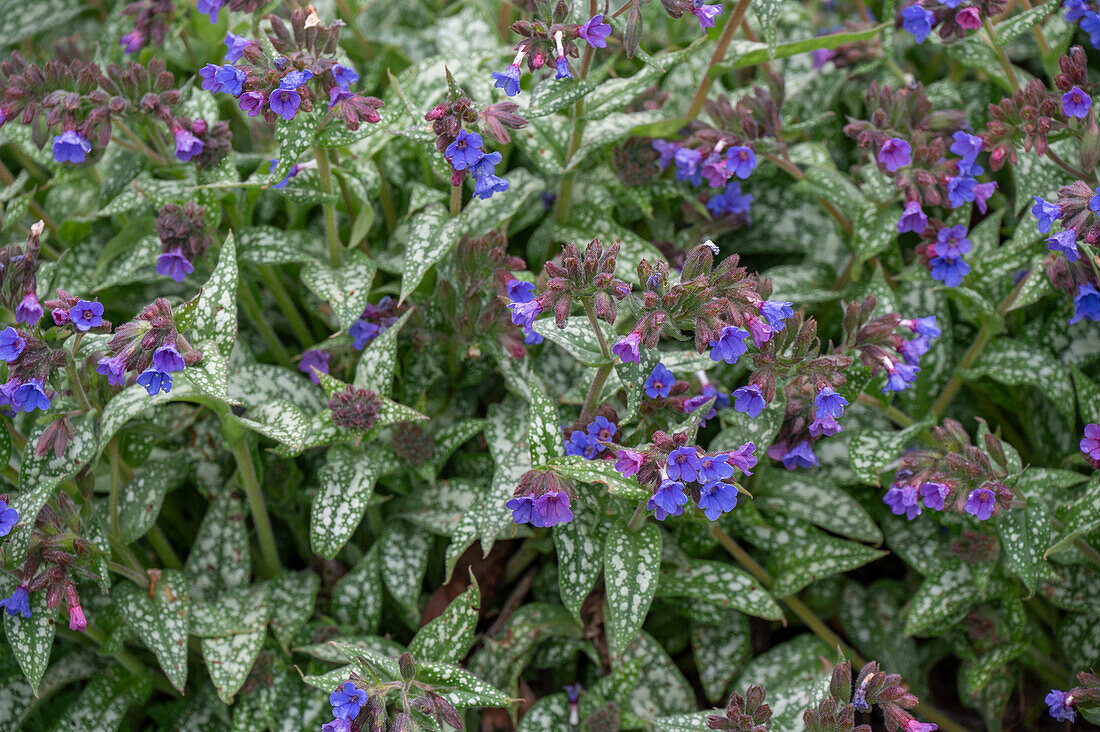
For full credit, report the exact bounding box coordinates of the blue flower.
[506,495,535,524]
[532,491,573,527]
[199,64,222,91]
[15,293,41,325]
[224,32,251,62]
[555,56,572,80]
[611,332,642,363]
[648,479,688,520]
[322,719,352,732]
[929,256,970,287]
[0,584,31,618]
[299,350,331,384]
[508,299,541,329]
[696,453,734,483]
[781,441,818,470]
[157,249,193,283]
[809,414,842,437]
[214,65,245,96]
[725,146,756,179]
[964,487,995,520]
[949,130,984,164]
[1046,229,1079,262]
[279,70,314,90]
[1083,10,1100,46]
[898,335,931,366]
[69,299,104,332]
[666,446,702,483]
[492,65,522,97]
[332,65,359,89]
[96,355,128,386]
[474,174,509,200]
[905,315,940,338]
[644,363,675,399]
[652,140,679,168]
[877,137,911,172]
[153,344,185,373]
[1066,0,1089,23]
[692,0,723,29]
[507,280,536,303]
[708,325,749,364]
[565,430,599,460]
[1045,690,1077,723]
[446,130,486,171]
[897,200,928,234]
[882,360,920,392]
[1071,282,1100,324]
[0,327,25,362]
[935,225,971,259]
[674,147,704,186]
[946,175,977,208]
[330,682,368,720]
[706,180,753,217]
[52,130,91,164]
[1031,196,1062,233]
[920,481,949,511]
[1063,85,1092,118]
[883,483,921,519]
[578,14,612,48]
[269,88,301,120]
[0,498,16,537]
[350,319,381,350]
[585,416,616,449]
[902,4,934,43]
[136,368,172,396]
[12,379,50,413]
[732,384,765,418]
[697,480,738,520]
[760,301,793,331]
[196,0,226,23]
[814,386,848,419]
[173,128,205,162]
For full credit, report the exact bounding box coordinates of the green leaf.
[184,493,251,601]
[839,582,920,689]
[48,667,152,732]
[548,455,648,502]
[301,249,377,330]
[847,416,933,485]
[657,559,783,621]
[526,79,596,118]
[270,111,320,184]
[526,378,563,466]
[554,492,604,622]
[414,661,511,709]
[199,587,269,704]
[1046,477,1100,556]
[2,584,56,693]
[332,545,384,633]
[904,560,982,636]
[852,204,898,262]
[475,400,532,556]
[616,631,694,720]
[237,399,312,453]
[117,569,191,692]
[354,310,413,396]
[1074,368,1100,424]
[310,445,382,560]
[754,473,882,543]
[399,205,452,303]
[763,518,887,598]
[407,577,480,664]
[998,496,1051,595]
[604,523,661,650]
[268,570,319,651]
[380,520,431,623]
[692,613,751,703]
[994,1,1056,46]
[117,459,186,543]
[184,231,240,404]
[237,226,317,265]
[531,317,609,366]
[712,24,888,72]
[959,338,1075,418]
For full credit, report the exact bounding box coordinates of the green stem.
[258,265,316,346]
[626,500,648,531]
[65,362,93,415]
[237,282,294,368]
[374,158,398,233]
[231,440,281,578]
[314,145,343,267]
[147,524,183,570]
[553,0,600,230]
[580,301,613,420]
[686,0,753,120]
[857,394,916,427]
[114,119,168,167]
[983,19,1020,92]
[105,560,149,588]
[449,182,462,217]
[108,440,122,538]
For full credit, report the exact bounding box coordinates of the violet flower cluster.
[901,0,1004,44]
[492,12,613,96]
[95,298,201,396]
[425,94,527,199]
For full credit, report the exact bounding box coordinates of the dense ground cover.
[1,0,1100,729]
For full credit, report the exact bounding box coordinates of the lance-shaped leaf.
[184,492,251,601]
[198,586,270,704]
[604,523,661,650]
[354,309,413,396]
[268,570,320,650]
[117,569,191,692]
[117,459,187,543]
[1046,478,1100,557]
[408,575,480,664]
[2,582,57,693]
[692,612,752,703]
[998,495,1051,595]
[657,559,783,621]
[310,445,382,559]
[554,491,604,622]
[847,416,933,485]
[183,231,240,404]
[48,667,152,732]
[332,544,384,633]
[270,110,320,184]
[301,249,377,330]
[380,520,432,624]
[548,455,649,502]
[527,377,563,466]
[903,560,982,637]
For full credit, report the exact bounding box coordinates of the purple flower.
[814,386,847,419]
[652,140,679,168]
[119,30,145,54]
[565,430,599,460]
[725,146,756,179]
[706,181,753,217]
[0,327,25,362]
[322,719,352,732]
[692,0,723,29]
[269,88,301,120]
[903,316,940,338]
[332,65,359,90]
[696,453,734,483]
[946,175,977,208]
[0,584,31,618]
[698,480,738,520]
[919,481,950,511]
[709,325,749,364]
[1063,85,1092,118]
[1070,283,1100,324]
[935,225,971,259]
[700,154,728,188]
[69,300,104,332]
[136,368,172,396]
[446,130,486,171]
[214,65,245,97]
[350,319,381,350]
[1081,423,1100,461]
[330,682,368,720]
[902,4,934,43]
[898,335,931,366]
[578,14,612,48]
[702,384,730,411]
[666,446,702,483]
[929,256,970,287]
[157,248,194,283]
[1046,690,1077,723]
[973,181,997,214]
[1046,229,1079,262]
[507,299,541,329]
[328,87,354,109]
[726,442,757,474]
[674,147,704,186]
[1031,196,1062,233]
[268,159,299,188]
[949,130,984,163]
[1066,0,1088,23]
[878,137,912,172]
[152,343,185,373]
[532,491,573,527]
[199,64,222,91]
[239,91,266,117]
[732,384,765,418]
[883,483,921,520]
[644,363,675,399]
[1082,9,1100,44]
[507,495,535,524]
[648,479,688,520]
[882,360,920,392]
[964,487,995,520]
[224,32,252,62]
[173,128,205,162]
[759,301,793,331]
[506,279,536,303]
[15,293,42,325]
[492,64,522,97]
[52,130,91,164]
[809,415,842,437]
[615,449,645,478]
[744,315,772,347]
[555,56,572,80]
[902,720,938,732]
[0,498,16,537]
[781,441,818,470]
[96,354,127,386]
[474,173,509,200]
[12,379,50,413]
[586,416,616,449]
[897,200,928,234]
[279,70,314,90]
[196,0,226,23]
[612,332,642,363]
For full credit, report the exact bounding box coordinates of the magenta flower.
[578,14,612,48]
[878,137,912,172]
[955,6,981,28]
[692,0,723,30]
[173,128,205,162]
[612,332,642,363]
[615,450,645,478]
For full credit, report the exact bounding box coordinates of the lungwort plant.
[2,0,1100,730]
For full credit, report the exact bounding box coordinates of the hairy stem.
[686,0,753,120]
[314,145,343,267]
[231,440,281,578]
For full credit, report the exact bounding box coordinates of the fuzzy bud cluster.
[328,386,382,430]
[706,684,771,731]
[119,0,175,54]
[540,239,629,328]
